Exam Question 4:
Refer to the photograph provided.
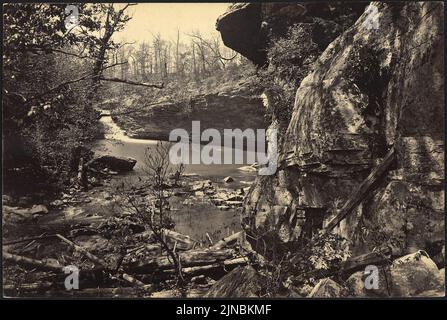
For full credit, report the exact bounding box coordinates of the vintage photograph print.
[2,2,445,299]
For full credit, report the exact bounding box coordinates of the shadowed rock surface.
[88,155,137,172]
[218,2,444,258]
[216,2,366,66]
[204,265,266,297]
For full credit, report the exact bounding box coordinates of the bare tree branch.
[188,33,238,64]
[99,77,164,89]
[27,62,128,102]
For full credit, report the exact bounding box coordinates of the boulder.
[113,90,266,144]
[346,267,390,298]
[190,180,212,191]
[347,251,444,297]
[413,268,445,297]
[204,266,266,297]
[216,3,265,66]
[389,251,444,297]
[223,176,234,183]
[308,278,348,298]
[88,155,136,172]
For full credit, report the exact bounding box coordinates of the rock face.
[216,3,366,66]
[113,87,267,141]
[88,155,137,172]
[216,4,265,66]
[218,2,444,259]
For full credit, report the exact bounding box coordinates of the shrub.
[257,13,360,129]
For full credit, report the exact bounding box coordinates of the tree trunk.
[77,157,88,191]
[126,248,238,273]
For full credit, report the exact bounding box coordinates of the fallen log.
[3,251,63,272]
[162,229,201,250]
[4,234,56,246]
[77,157,88,190]
[3,276,110,294]
[211,231,242,250]
[99,77,164,89]
[3,282,53,292]
[137,229,201,251]
[292,247,394,282]
[127,243,161,254]
[150,287,209,298]
[3,251,146,292]
[56,234,145,287]
[56,234,108,269]
[3,251,105,281]
[206,233,213,245]
[164,257,249,277]
[40,286,153,298]
[127,248,238,273]
[121,273,145,287]
[4,204,49,217]
[324,148,396,232]
[339,246,394,275]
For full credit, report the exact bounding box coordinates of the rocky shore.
[3,153,256,297]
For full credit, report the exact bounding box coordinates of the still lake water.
[91,115,258,241]
[93,115,259,179]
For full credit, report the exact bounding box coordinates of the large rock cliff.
[103,83,266,141]
[217,2,444,258]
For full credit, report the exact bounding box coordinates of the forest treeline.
[111,30,240,82]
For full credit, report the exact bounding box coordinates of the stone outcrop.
[344,251,444,297]
[204,265,266,297]
[218,2,444,261]
[88,155,137,172]
[113,85,267,141]
[216,2,366,66]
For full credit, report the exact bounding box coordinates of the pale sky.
[115,3,231,44]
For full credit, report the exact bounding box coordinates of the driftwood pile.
[3,228,249,297]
